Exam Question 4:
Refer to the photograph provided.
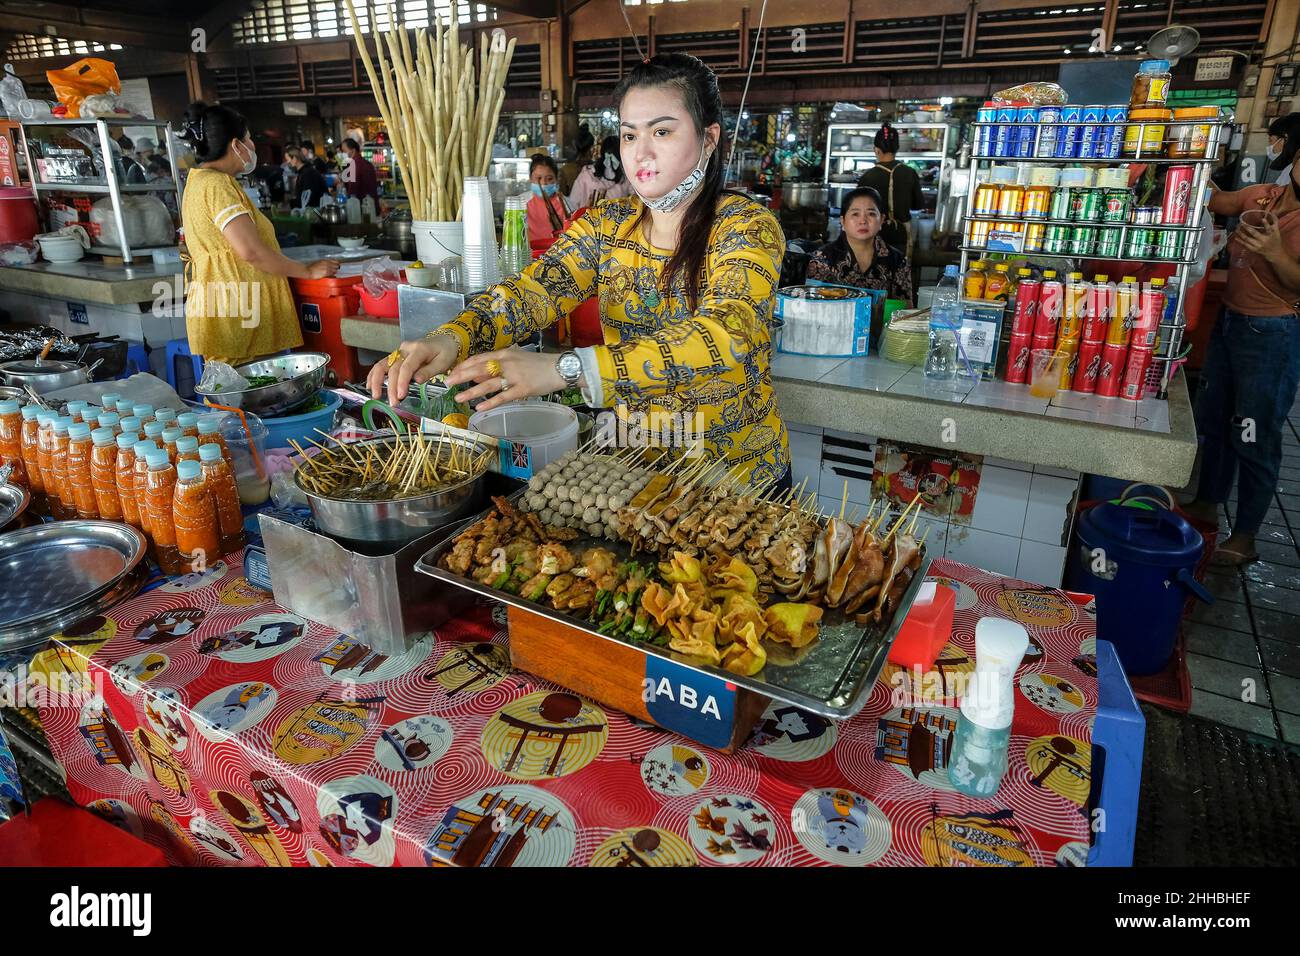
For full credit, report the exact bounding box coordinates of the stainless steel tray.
[0,521,148,649]
[415,507,928,720]
[0,481,31,529]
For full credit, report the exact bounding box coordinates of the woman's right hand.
[367,333,460,405]
[307,259,340,279]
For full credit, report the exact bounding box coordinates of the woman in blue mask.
[526,154,574,240]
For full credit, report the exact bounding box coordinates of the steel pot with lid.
[0,357,101,393]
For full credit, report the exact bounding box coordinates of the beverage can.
[1024,222,1047,252]
[1023,185,1052,218]
[1078,104,1107,159]
[977,102,997,156]
[1104,104,1129,159]
[1121,346,1155,400]
[1134,205,1161,224]
[995,104,1019,157]
[1005,331,1034,384]
[1156,229,1182,259]
[966,220,991,248]
[1059,339,1082,388]
[1060,280,1087,340]
[1125,227,1155,259]
[1037,106,1062,158]
[1109,282,1138,346]
[1096,227,1123,258]
[1035,278,1064,339]
[1096,343,1128,397]
[1134,286,1165,347]
[1102,188,1133,223]
[1071,187,1102,222]
[1011,277,1042,337]
[1032,330,1058,352]
[1072,338,1104,393]
[1016,106,1040,157]
[996,184,1025,217]
[1068,225,1097,256]
[1043,224,1071,254]
[1057,105,1083,158]
[1083,283,1110,342]
[1048,186,1073,221]
[974,182,1000,216]
[1161,165,1195,225]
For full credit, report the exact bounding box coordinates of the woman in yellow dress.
[368,54,791,488]
[178,102,338,367]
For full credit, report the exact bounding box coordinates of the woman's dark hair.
[874,123,899,155]
[179,101,249,163]
[341,137,360,152]
[614,51,734,311]
[1267,112,1300,170]
[530,154,559,176]
[575,122,595,155]
[593,135,624,183]
[841,186,883,218]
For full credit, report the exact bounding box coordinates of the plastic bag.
[992,81,1067,106]
[0,241,38,266]
[90,196,146,247]
[45,57,120,119]
[197,360,252,395]
[137,195,176,245]
[362,255,403,296]
[80,91,136,118]
[0,64,25,119]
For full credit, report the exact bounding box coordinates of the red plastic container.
[0,186,38,244]
[887,582,956,671]
[357,279,401,320]
[290,273,366,383]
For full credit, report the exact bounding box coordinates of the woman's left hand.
[1235,218,1286,261]
[444,348,566,413]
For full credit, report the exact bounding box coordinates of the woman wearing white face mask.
[178,101,338,366]
[370,53,791,489]
[1267,112,1300,186]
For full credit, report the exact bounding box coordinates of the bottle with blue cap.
[199,441,245,553]
[90,426,123,521]
[0,398,26,488]
[132,403,155,423]
[143,445,182,574]
[118,416,142,439]
[66,421,97,518]
[98,411,121,434]
[99,392,122,413]
[132,439,159,537]
[66,401,88,425]
[174,457,220,566]
[19,403,45,496]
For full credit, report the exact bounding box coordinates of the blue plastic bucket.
[1066,496,1211,675]
[261,390,342,451]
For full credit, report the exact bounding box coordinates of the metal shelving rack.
[17,117,183,263]
[961,115,1233,396]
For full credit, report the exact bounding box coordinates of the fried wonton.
[721,620,767,676]
[712,557,759,595]
[659,552,703,584]
[764,603,824,648]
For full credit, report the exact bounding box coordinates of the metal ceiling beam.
[488,0,559,18]
[0,2,191,51]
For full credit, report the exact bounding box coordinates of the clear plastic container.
[221,413,270,506]
[1129,58,1172,108]
[49,417,73,519]
[66,422,98,519]
[115,433,142,530]
[0,399,25,488]
[200,442,246,555]
[174,458,220,570]
[468,402,578,474]
[143,447,182,574]
[19,404,43,496]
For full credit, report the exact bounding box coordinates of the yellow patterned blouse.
[437,193,791,485]
[181,167,303,366]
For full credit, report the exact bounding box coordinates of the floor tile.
[1186,597,1255,634]
[1245,562,1300,591]
[1188,689,1278,738]
[1203,573,1246,604]
[1187,653,1271,705]
[1269,673,1300,715]
[1184,622,1260,666]
[1246,583,1300,616]
[1260,515,1294,538]
[1260,638,1300,678]
[1278,711,1300,745]
[1254,540,1300,568]
[1252,608,1300,645]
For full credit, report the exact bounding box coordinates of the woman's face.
[619,85,717,201]
[843,197,881,242]
[530,164,557,187]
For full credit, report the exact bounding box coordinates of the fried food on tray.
[765,603,825,648]
[721,620,766,676]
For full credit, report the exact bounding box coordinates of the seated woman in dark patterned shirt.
[806,187,914,305]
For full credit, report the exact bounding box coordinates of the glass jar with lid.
[1167,107,1220,159]
[1130,59,1172,108]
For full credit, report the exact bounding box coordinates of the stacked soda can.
[1073,275,1111,393]
[1005,269,1042,384]
[1097,278,1139,397]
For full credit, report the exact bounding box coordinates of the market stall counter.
[33,546,1112,867]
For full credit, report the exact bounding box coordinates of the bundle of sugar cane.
[342,0,515,222]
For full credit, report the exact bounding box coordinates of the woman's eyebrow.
[621,116,680,129]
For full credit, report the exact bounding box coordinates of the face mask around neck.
[637,141,712,213]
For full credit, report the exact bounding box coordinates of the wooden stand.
[507,605,770,753]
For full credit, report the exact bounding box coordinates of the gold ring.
[386,348,405,367]
[485,359,502,378]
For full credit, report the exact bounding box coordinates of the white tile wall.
[1015,539,1069,587]
[788,428,822,493]
[944,525,1022,578]
[969,465,1032,537]
[911,513,950,557]
[1024,473,1080,545]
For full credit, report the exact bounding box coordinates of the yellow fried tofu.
[764,603,824,648]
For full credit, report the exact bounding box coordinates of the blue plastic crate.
[1088,639,1145,866]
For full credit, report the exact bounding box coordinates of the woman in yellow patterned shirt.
[369,54,791,487]
[178,102,338,366]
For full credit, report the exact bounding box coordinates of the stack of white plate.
[462,176,501,291]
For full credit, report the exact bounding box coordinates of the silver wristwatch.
[555,350,582,389]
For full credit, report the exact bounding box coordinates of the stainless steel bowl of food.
[294,432,493,546]
[195,352,330,418]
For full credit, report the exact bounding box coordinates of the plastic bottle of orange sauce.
[174,459,220,572]
[177,413,200,440]
[65,401,88,426]
[162,427,183,465]
[19,404,45,500]
[199,442,246,555]
[132,404,155,425]
[115,433,143,530]
[132,439,159,542]
[65,423,99,519]
[118,416,142,438]
[143,420,166,446]
[89,427,122,522]
[143,447,183,574]
[49,417,74,519]
[196,415,230,462]
[0,399,27,488]
[175,436,201,464]
[154,408,178,429]
[34,410,58,516]
[97,411,121,435]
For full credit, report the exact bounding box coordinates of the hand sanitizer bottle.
[949,617,1029,798]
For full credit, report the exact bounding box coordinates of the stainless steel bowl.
[0,386,27,403]
[295,433,491,546]
[0,358,92,394]
[0,481,31,530]
[195,351,330,417]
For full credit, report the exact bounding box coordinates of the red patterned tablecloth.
[34,553,1099,867]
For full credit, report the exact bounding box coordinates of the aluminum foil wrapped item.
[992,82,1067,106]
[0,325,79,362]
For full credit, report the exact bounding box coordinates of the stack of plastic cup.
[461,176,501,290]
[499,193,532,277]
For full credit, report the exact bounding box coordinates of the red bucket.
[358,277,402,319]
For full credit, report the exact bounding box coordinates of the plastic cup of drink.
[1233,209,1278,268]
[1029,349,1068,398]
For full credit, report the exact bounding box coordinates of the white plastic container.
[469,401,578,478]
[412,220,464,263]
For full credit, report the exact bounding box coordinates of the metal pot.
[784,183,806,209]
[806,185,829,209]
[294,434,490,546]
[320,204,346,224]
[0,357,99,393]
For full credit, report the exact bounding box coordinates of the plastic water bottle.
[925,264,962,381]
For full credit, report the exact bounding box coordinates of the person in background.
[1267,112,1300,186]
[569,135,634,209]
[287,150,327,209]
[559,123,595,196]
[177,101,337,366]
[1184,161,1300,565]
[300,140,329,174]
[339,138,379,203]
[135,136,157,164]
[856,122,924,259]
[526,154,574,240]
[806,187,913,304]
